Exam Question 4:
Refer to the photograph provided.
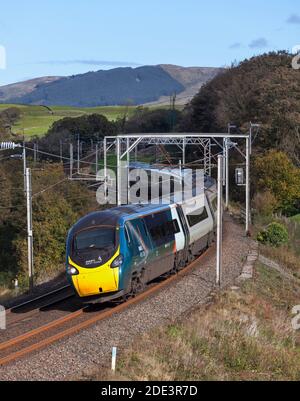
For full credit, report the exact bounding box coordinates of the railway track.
[5,285,75,326]
[0,245,214,367]
[7,285,72,313]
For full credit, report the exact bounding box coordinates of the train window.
[187,207,209,227]
[125,220,149,257]
[144,212,175,247]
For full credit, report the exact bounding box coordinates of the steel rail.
[6,285,71,315]
[7,293,75,326]
[0,245,214,367]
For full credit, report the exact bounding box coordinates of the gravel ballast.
[0,216,255,381]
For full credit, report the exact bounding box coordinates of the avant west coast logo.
[292,45,300,70]
[0,45,6,70]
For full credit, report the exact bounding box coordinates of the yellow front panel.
[69,249,120,297]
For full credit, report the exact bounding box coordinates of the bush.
[257,222,289,247]
[253,191,278,216]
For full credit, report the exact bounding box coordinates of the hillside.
[152,64,225,105]
[0,104,137,137]
[0,65,223,107]
[0,77,62,103]
[181,52,300,165]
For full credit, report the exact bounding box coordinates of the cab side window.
[125,220,147,257]
[187,207,209,227]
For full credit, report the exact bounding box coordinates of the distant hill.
[150,65,224,105]
[0,76,62,103]
[0,65,223,107]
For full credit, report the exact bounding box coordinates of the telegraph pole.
[216,155,223,287]
[25,168,34,291]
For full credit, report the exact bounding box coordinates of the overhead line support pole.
[245,135,251,235]
[117,137,121,206]
[26,168,34,291]
[69,143,73,180]
[225,138,229,209]
[104,137,107,198]
[95,143,99,175]
[77,135,80,174]
[216,155,223,288]
[23,143,27,194]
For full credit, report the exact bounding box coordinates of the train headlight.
[67,265,79,276]
[111,254,124,268]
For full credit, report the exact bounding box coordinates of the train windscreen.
[75,228,115,251]
[72,227,117,267]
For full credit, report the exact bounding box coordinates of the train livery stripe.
[68,248,120,297]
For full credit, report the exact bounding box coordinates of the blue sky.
[0,0,299,85]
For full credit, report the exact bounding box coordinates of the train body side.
[66,184,217,303]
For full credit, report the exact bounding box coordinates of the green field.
[0,104,137,137]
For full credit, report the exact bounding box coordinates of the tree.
[39,114,118,156]
[0,160,99,288]
[181,52,300,164]
[253,150,300,215]
[125,108,182,133]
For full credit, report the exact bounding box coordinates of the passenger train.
[66,176,218,303]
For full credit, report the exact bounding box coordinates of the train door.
[143,210,176,281]
[125,218,153,282]
[183,198,214,255]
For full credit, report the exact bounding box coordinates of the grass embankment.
[91,263,300,381]
[0,104,136,137]
[254,215,300,280]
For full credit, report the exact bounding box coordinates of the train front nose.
[69,256,120,297]
[67,225,121,298]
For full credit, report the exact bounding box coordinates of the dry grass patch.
[91,263,300,381]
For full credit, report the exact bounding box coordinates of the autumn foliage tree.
[0,160,99,289]
[181,52,300,165]
[253,150,300,215]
